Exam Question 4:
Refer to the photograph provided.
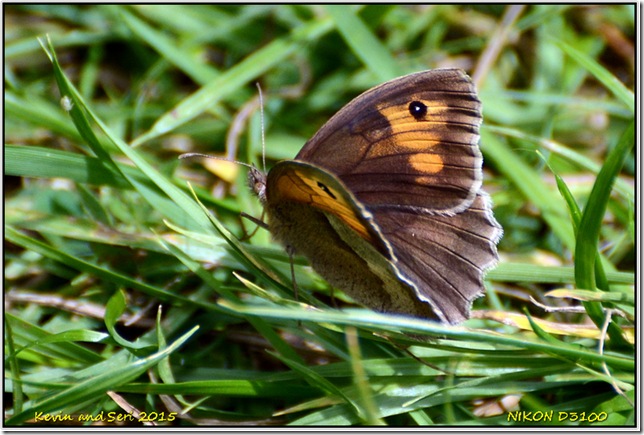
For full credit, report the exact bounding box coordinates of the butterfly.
[249,69,502,324]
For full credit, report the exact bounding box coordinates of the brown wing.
[371,193,502,324]
[295,69,482,214]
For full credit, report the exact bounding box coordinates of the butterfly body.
[251,69,502,324]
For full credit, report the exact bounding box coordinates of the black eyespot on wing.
[408,101,427,120]
[317,181,337,199]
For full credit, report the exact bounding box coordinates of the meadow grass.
[5,4,635,427]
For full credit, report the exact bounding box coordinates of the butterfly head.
[248,166,267,204]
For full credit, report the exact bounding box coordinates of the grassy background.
[4,4,635,427]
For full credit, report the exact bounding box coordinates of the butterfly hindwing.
[372,193,502,323]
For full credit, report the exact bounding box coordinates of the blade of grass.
[10,330,110,359]
[539,150,610,293]
[545,289,634,306]
[487,262,633,285]
[5,313,103,364]
[5,92,85,144]
[481,130,575,248]
[120,8,219,84]
[220,303,634,371]
[6,145,134,189]
[345,327,385,425]
[160,235,309,365]
[268,350,366,421]
[131,16,334,145]
[5,226,217,310]
[42,37,222,233]
[104,289,157,353]
[553,38,634,111]
[574,121,634,344]
[4,325,199,425]
[326,5,401,81]
[4,319,24,415]
[485,125,633,202]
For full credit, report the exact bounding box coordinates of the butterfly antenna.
[178,153,256,170]
[256,82,267,174]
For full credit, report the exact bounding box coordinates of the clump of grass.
[5,5,635,427]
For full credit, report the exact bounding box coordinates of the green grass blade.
[553,39,634,111]
[221,303,634,371]
[326,5,401,81]
[269,350,365,420]
[132,16,334,145]
[120,8,219,84]
[6,145,134,189]
[5,325,198,425]
[43,37,222,234]
[4,318,24,415]
[5,226,216,310]
[5,313,103,365]
[574,121,634,343]
[481,130,575,248]
[5,5,634,426]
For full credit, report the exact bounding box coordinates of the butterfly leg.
[240,211,268,240]
[240,212,302,304]
[286,245,299,302]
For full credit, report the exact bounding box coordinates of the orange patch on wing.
[273,168,376,244]
[376,100,452,130]
[394,131,443,150]
[408,153,444,174]
[368,101,446,174]
[367,102,446,153]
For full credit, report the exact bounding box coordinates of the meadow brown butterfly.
[250,69,502,324]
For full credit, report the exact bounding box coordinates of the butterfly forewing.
[265,161,391,257]
[296,69,482,214]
